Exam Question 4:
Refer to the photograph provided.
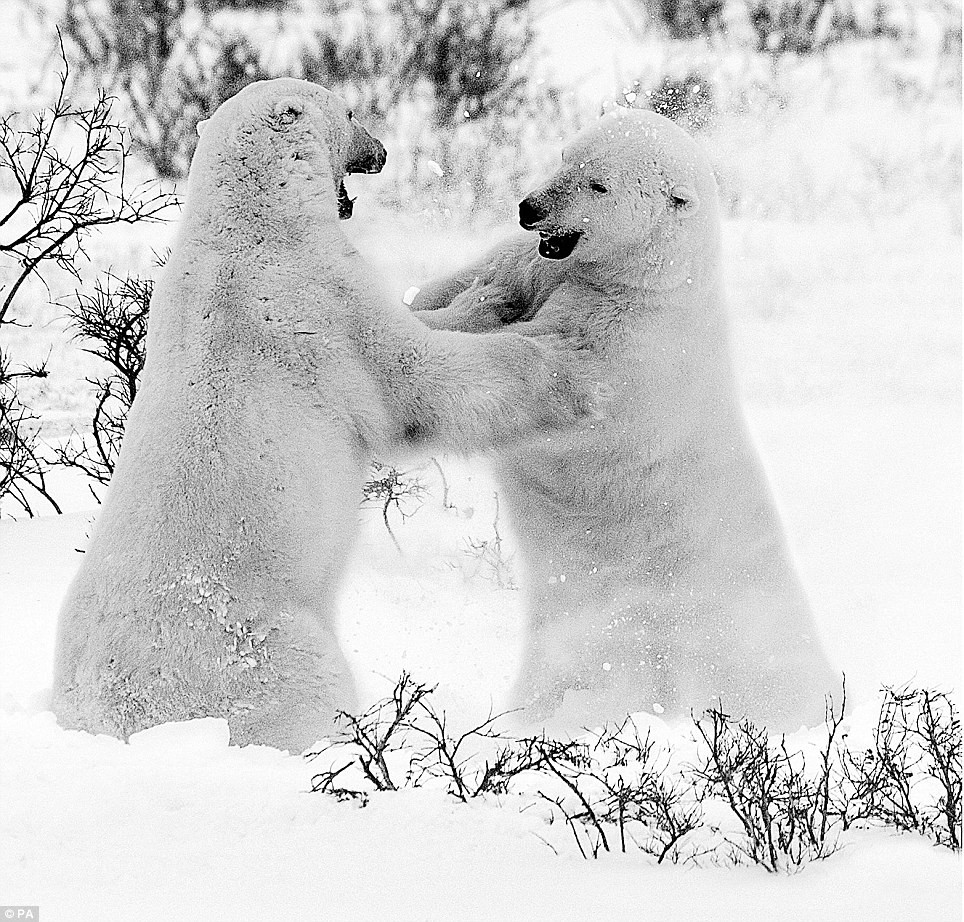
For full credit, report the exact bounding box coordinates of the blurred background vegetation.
[46,0,964,218]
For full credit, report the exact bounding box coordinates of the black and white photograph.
[0,0,960,918]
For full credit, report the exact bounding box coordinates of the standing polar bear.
[53,79,593,752]
[415,107,837,730]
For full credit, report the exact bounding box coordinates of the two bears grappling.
[53,79,835,751]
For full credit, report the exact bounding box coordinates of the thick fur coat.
[415,108,837,729]
[52,79,592,750]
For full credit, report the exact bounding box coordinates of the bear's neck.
[577,215,724,307]
[577,250,723,318]
[181,148,340,249]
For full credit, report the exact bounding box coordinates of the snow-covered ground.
[1,708,958,921]
[1,0,961,918]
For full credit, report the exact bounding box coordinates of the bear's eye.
[347,110,354,121]
[275,104,301,126]
[589,181,608,194]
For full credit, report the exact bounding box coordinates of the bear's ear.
[271,99,304,129]
[669,183,699,213]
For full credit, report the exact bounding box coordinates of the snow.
[1,391,960,918]
[1,0,961,917]
[1,709,960,921]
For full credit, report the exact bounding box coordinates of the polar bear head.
[192,78,386,222]
[518,108,719,289]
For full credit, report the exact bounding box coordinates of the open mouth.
[538,231,582,260]
[337,177,355,220]
[339,142,387,220]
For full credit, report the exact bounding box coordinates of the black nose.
[519,196,547,229]
[355,141,386,174]
[347,135,387,174]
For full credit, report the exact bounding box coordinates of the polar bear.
[414,107,838,730]
[52,79,593,752]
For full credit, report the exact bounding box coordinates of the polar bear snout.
[519,190,583,260]
[520,191,583,261]
[519,195,549,229]
[338,121,386,219]
[346,124,387,176]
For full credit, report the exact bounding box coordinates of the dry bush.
[309,672,434,802]
[836,686,961,849]
[461,492,517,589]
[690,692,847,871]
[386,0,533,127]
[56,270,155,492]
[309,676,961,866]
[0,370,61,516]
[0,45,173,515]
[361,462,429,551]
[61,0,279,177]
[743,0,837,54]
[641,0,727,40]
[587,718,704,861]
[59,0,535,180]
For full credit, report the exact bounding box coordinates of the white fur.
[52,80,593,751]
[415,108,837,730]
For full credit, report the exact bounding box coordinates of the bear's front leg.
[409,268,480,313]
[398,327,596,452]
[414,278,528,333]
[409,231,554,328]
[351,304,596,454]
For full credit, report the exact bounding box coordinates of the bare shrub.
[310,672,434,801]
[308,680,699,861]
[837,686,961,849]
[309,676,961,865]
[588,718,704,861]
[744,0,837,54]
[56,270,154,492]
[311,673,546,803]
[61,0,281,178]
[915,690,962,850]
[524,736,612,858]
[0,49,173,326]
[642,0,727,40]
[361,462,428,551]
[0,44,174,515]
[61,0,200,177]
[462,492,517,589]
[517,724,703,861]
[407,703,529,800]
[61,0,534,179]
[689,695,846,871]
[387,0,533,127]
[304,0,534,127]
[0,369,62,516]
